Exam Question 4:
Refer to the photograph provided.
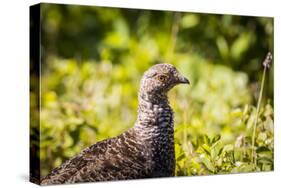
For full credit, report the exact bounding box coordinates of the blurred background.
[30,3,273,178]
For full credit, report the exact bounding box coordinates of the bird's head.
[139,63,189,100]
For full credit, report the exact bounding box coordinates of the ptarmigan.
[41,63,189,185]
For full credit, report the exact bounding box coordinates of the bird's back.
[41,129,150,185]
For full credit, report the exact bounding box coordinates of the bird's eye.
[158,75,167,82]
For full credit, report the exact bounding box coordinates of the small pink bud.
[263,52,273,69]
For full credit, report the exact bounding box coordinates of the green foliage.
[37,56,273,177]
[175,103,273,176]
[41,4,273,99]
[33,4,274,178]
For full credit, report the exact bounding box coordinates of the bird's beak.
[177,74,190,84]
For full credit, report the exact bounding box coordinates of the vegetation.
[30,4,273,178]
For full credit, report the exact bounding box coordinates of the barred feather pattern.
[40,64,188,185]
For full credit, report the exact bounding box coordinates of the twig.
[251,52,273,164]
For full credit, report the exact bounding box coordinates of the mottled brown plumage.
[41,63,189,185]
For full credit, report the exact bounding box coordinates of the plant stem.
[168,12,181,60]
[251,67,266,164]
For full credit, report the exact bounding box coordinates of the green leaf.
[216,36,229,59]
[181,14,199,29]
[177,153,186,161]
[223,144,234,152]
[212,135,221,144]
[200,154,215,173]
[201,144,211,155]
[203,135,210,145]
[211,140,223,159]
[234,148,243,162]
[230,32,252,60]
[257,157,273,164]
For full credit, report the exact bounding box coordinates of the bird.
[41,63,189,185]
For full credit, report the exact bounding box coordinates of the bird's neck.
[135,92,174,137]
[134,92,175,174]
